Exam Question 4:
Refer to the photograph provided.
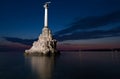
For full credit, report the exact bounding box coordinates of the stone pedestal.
[25,27,59,56]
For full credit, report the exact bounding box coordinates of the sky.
[0,0,120,50]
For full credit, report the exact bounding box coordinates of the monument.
[25,2,59,56]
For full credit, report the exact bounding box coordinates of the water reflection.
[78,51,120,64]
[111,51,120,64]
[25,56,55,79]
[24,51,120,79]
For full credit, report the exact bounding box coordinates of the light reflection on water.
[25,56,55,79]
[24,51,120,79]
[0,51,120,79]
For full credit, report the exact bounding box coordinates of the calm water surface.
[0,51,120,79]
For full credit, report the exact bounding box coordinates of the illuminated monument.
[25,2,59,56]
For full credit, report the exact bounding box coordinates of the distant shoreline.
[59,48,120,52]
[0,48,120,52]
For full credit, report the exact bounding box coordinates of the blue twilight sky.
[0,0,120,49]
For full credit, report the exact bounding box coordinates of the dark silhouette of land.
[0,45,120,52]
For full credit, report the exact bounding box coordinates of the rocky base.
[25,27,60,56]
[24,51,60,56]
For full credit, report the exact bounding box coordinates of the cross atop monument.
[44,2,51,28]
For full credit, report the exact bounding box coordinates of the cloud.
[3,11,120,43]
[54,11,120,41]
[54,26,120,41]
[55,11,120,35]
[3,37,37,45]
[0,38,30,51]
[3,26,120,45]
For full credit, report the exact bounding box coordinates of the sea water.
[0,51,120,79]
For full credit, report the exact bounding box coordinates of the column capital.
[43,2,51,8]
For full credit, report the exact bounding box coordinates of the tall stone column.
[44,2,51,28]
